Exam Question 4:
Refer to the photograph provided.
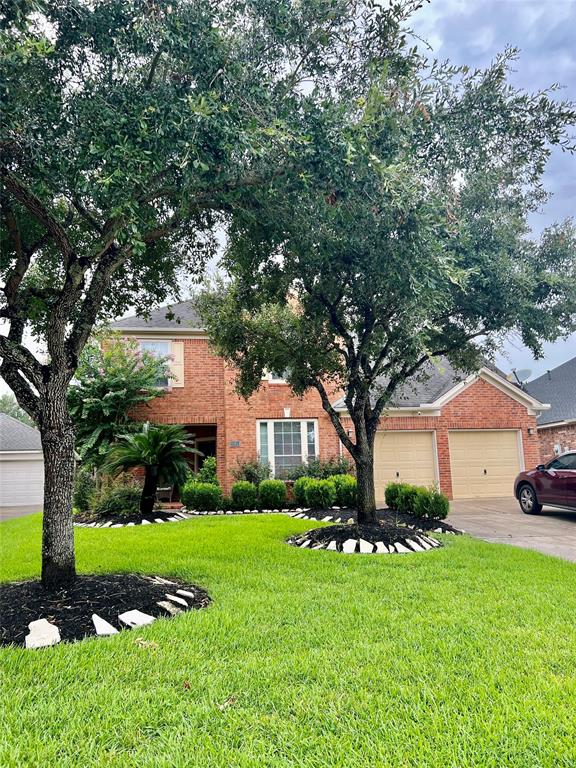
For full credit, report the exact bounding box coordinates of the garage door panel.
[449,431,520,499]
[0,457,44,506]
[374,431,436,504]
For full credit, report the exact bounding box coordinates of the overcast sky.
[411,0,576,379]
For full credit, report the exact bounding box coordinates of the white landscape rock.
[176,589,195,599]
[321,516,333,522]
[434,527,443,533]
[346,517,354,524]
[359,538,374,554]
[25,619,61,649]
[92,614,118,636]
[393,542,412,554]
[415,536,432,551]
[299,539,311,548]
[153,576,177,585]
[375,541,389,554]
[334,517,342,523]
[118,609,155,628]
[326,540,338,551]
[342,538,358,554]
[141,519,152,525]
[154,518,165,524]
[405,539,425,552]
[165,593,188,607]
[311,543,325,549]
[111,523,123,528]
[126,522,135,527]
[156,600,181,616]
[102,521,113,528]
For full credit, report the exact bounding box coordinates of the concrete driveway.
[0,505,42,522]
[448,497,576,563]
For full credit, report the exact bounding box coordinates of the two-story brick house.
[111,301,548,502]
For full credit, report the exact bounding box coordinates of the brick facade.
[538,423,576,463]
[131,335,541,497]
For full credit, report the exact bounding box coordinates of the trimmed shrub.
[384,482,410,510]
[73,468,96,513]
[93,485,141,519]
[413,488,449,520]
[231,480,258,509]
[293,476,313,505]
[258,479,287,508]
[231,458,271,487]
[305,478,337,509]
[397,485,422,514]
[327,474,357,507]
[181,481,223,511]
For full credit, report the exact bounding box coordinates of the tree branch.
[1,169,74,262]
[313,380,356,456]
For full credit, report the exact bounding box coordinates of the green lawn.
[1,514,575,768]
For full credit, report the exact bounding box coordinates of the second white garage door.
[449,430,521,499]
[374,431,437,504]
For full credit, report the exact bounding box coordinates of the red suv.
[514,452,576,514]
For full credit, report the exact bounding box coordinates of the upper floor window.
[263,368,291,384]
[257,419,318,478]
[139,339,171,387]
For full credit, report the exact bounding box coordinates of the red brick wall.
[538,423,576,462]
[132,336,540,498]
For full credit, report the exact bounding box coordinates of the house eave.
[537,418,576,430]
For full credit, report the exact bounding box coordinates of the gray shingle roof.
[110,300,203,331]
[525,356,576,426]
[332,358,522,410]
[0,414,42,452]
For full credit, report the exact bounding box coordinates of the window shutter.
[170,341,184,387]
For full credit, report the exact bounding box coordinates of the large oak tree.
[200,51,576,522]
[0,0,414,586]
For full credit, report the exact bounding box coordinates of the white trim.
[256,419,319,477]
[115,327,207,338]
[517,429,526,472]
[538,418,576,430]
[0,450,43,460]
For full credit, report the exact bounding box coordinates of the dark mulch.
[74,509,177,525]
[0,573,211,647]
[287,520,443,551]
[299,507,460,534]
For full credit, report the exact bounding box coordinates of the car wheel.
[518,484,542,515]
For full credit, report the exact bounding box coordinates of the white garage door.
[449,430,521,499]
[374,431,437,505]
[0,454,44,506]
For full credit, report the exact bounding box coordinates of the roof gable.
[0,414,42,452]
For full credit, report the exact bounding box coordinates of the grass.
[1,513,575,768]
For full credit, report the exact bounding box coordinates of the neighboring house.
[110,301,547,501]
[525,356,576,462]
[0,414,44,508]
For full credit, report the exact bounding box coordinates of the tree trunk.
[39,394,77,590]
[355,439,377,525]
[140,466,158,518]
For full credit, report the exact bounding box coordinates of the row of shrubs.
[181,472,358,511]
[384,482,449,520]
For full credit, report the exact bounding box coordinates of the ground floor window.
[257,420,318,478]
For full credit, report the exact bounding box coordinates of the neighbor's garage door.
[0,455,44,507]
[448,430,520,499]
[374,431,437,504]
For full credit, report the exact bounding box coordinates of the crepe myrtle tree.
[0,0,416,587]
[200,51,576,523]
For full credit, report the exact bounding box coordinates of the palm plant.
[104,423,200,518]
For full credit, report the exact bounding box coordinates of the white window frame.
[261,369,290,384]
[256,419,319,477]
[138,338,172,388]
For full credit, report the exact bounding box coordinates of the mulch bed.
[73,509,178,525]
[287,520,443,553]
[0,573,211,647]
[296,507,461,534]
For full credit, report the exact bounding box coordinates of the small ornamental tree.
[200,52,576,524]
[68,331,170,467]
[0,0,411,586]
